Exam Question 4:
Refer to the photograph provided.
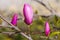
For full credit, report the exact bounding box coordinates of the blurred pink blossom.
[45,21,50,36]
[23,3,33,25]
[11,13,18,26]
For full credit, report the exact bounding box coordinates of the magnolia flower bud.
[11,13,18,26]
[23,3,33,25]
[45,21,50,36]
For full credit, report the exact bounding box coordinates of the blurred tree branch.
[33,0,56,15]
[0,14,33,40]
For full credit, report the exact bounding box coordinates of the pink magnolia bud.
[45,21,50,36]
[11,13,18,26]
[23,3,33,25]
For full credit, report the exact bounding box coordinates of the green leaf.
[50,31,60,37]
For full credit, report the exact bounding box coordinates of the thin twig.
[27,25,33,40]
[0,32,15,35]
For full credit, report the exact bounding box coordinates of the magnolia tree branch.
[0,14,33,40]
[0,31,53,40]
[0,31,52,39]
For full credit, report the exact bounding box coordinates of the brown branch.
[0,31,51,39]
[0,14,33,40]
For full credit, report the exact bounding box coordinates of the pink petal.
[45,21,50,36]
[23,3,33,25]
